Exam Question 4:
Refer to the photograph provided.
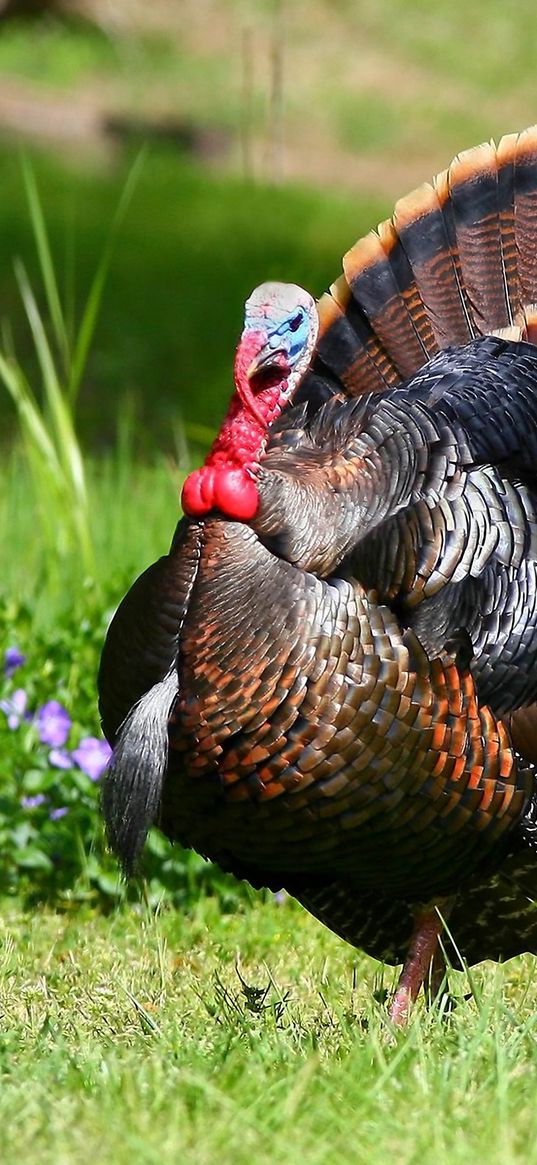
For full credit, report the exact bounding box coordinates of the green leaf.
[95,872,124,898]
[21,769,61,794]
[13,847,53,871]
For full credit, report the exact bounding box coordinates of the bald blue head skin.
[243,282,316,371]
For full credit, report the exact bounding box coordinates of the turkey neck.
[254,396,424,577]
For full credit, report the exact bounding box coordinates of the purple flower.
[72,736,112,782]
[0,688,28,729]
[36,701,71,748]
[22,793,46,810]
[4,647,25,676]
[48,747,72,770]
[49,806,68,820]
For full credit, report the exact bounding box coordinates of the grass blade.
[21,152,70,374]
[68,147,147,403]
[14,258,90,509]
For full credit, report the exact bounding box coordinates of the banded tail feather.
[307,125,537,403]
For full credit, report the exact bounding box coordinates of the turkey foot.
[389,902,452,1027]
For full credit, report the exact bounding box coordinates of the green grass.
[1,896,537,1165]
[0,146,382,451]
[0,443,181,621]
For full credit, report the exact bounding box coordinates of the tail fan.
[302,126,537,402]
[101,669,178,875]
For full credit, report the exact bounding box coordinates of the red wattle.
[182,463,259,521]
[199,464,216,506]
[181,468,212,517]
[181,324,287,522]
[214,465,259,520]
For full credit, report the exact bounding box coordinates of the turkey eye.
[289,313,302,332]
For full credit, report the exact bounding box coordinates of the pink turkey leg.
[389,904,451,1027]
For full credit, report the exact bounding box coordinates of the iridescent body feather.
[99,128,537,1023]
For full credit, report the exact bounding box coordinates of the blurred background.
[0,0,534,452]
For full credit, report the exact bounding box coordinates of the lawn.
[3,896,537,1165]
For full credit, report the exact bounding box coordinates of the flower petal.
[1,688,28,730]
[4,647,25,676]
[49,747,72,770]
[49,806,68,820]
[36,700,72,748]
[21,794,46,810]
[72,736,112,781]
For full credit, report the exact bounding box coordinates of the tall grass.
[0,155,144,599]
[0,444,181,623]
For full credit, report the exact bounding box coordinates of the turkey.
[100,126,537,1026]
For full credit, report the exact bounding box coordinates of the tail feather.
[513,126,537,305]
[316,278,400,395]
[343,222,432,377]
[308,125,537,404]
[101,669,178,875]
[395,174,474,347]
[496,134,519,320]
[449,140,513,333]
[522,303,537,344]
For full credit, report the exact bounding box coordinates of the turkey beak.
[235,329,275,426]
[246,343,290,381]
[234,328,292,426]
